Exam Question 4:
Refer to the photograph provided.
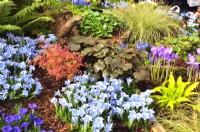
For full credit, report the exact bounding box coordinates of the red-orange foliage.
[32,44,86,80]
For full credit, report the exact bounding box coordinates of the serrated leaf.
[176,97,191,103]
[184,82,199,97]
[166,100,175,111]
[168,72,175,89]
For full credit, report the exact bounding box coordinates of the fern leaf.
[0,1,15,24]
[0,24,21,33]
[22,16,54,29]
[12,2,48,20]
[184,82,199,97]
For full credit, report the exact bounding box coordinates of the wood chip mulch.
[0,67,71,132]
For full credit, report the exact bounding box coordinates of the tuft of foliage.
[0,1,21,33]
[155,32,200,57]
[68,36,148,78]
[152,72,199,111]
[32,44,87,80]
[157,103,200,132]
[79,11,124,38]
[112,3,181,43]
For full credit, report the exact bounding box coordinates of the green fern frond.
[22,16,54,29]
[12,2,48,20]
[0,1,15,24]
[0,24,21,33]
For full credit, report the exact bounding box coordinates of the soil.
[0,67,71,132]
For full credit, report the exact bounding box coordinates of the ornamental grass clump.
[0,103,53,132]
[32,44,87,81]
[51,73,155,132]
[0,33,56,100]
[112,3,181,43]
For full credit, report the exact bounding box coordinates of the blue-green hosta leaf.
[184,82,199,97]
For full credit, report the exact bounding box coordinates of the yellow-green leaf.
[184,82,199,97]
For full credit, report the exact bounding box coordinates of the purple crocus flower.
[151,45,158,57]
[19,108,28,115]
[186,54,199,65]
[2,126,12,132]
[171,53,178,60]
[158,46,165,58]
[0,110,2,115]
[197,48,200,55]
[164,47,173,56]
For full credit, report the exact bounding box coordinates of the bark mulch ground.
[0,67,71,132]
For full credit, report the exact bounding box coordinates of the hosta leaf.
[184,82,199,97]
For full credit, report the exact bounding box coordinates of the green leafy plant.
[155,32,200,57]
[0,1,21,33]
[152,72,199,111]
[79,11,124,38]
[32,44,87,80]
[87,44,146,78]
[68,36,147,78]
[112,3,181,43]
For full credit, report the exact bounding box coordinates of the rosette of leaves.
[155,32,200,56]
[80,43,147,78]
[152,72,199,111]
[79,11,124,38]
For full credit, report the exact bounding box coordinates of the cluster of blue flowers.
[0,103,53,132]
[136,41,150,50]
[101,0,128,9]
[0,33,57,100]
[71,0,90,6]
[51,73,155,132]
